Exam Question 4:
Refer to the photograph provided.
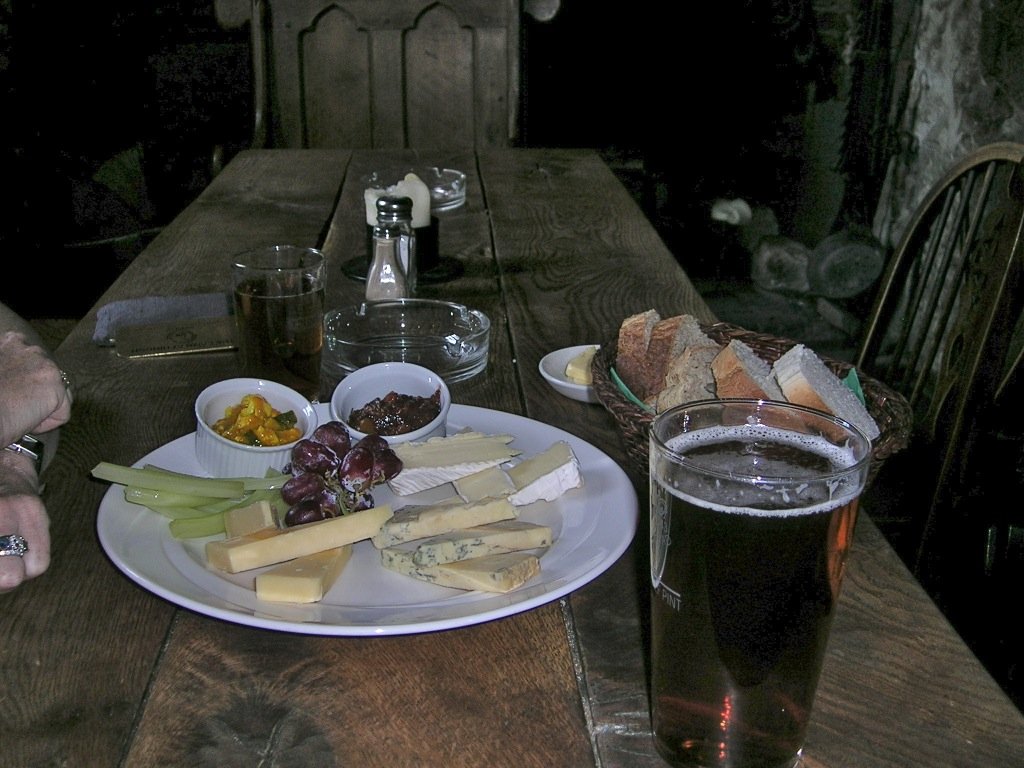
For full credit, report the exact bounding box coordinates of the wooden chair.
[214,0,551,149]
[855,142,1024,690]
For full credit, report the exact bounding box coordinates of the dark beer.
[233,281,325,401]
[650,423,863,768]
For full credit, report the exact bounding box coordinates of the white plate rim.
[96,403,637,636]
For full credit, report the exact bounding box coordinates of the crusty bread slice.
[646,344,720,412]
[771,343,881,440]
[615,309,660,398]
[639,314,717,398]
[712,339,785,400]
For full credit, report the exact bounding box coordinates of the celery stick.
[123,487,229,508]
[145,504,226,520]
[169,512,227,539]
[91,462,245,498]
[141,464,289,490]
[240,472,289,491]
[195,488,283,515]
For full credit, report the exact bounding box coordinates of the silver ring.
[59,369,72,392]
[0,534,28,557]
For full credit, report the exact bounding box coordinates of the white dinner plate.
[96,403,638,636]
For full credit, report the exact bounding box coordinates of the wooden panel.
[259,0,517,149]
[302,8,372,147]
[406,5,476,148]
[124,604,591,766]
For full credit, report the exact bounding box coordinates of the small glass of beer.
[648,398,872,768]
[231,245,326,401]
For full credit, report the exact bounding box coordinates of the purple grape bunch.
[280,421,402,527]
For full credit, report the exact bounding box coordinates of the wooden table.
[4,149,1022,767]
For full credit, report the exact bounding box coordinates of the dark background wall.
[0,0,853,319]
[2,0,1022,322]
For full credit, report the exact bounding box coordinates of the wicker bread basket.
[592,321,913,484]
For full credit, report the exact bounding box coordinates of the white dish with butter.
[96,403,637,636]
[539,345,600,403]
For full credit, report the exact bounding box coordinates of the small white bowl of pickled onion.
[194,378,318,477]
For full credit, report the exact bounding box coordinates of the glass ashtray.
[363,167,467,212]
[322,299,489,389]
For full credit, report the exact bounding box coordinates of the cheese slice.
[394,520,552,566]
[507,441,583,506]
[453,465,515,502]
[255,545,352,603]
[206,505,391,574]
[223,500,277,538]
[382,549,541,593]
[372,498,516,548]
[388,432,521,495]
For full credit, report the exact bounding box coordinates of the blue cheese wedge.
[388,432,521,495]
[507,441,583,506]
[372,497,515,548]
[453,465,515,502]
[255,545,352,603]
[382,549,541,593]
[223,500,277,538]
[206,505,391,573]
[392,520,552,566]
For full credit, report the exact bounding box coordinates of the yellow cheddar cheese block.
[390,519,552,566]
[206,505,391,574]
[223,500,277,538]
[382,549,541,593]
[371,497,516,548]
[255,545,352,603]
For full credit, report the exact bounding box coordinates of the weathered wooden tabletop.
[3,149,1021,767]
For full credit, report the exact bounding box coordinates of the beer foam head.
[659,424,866,516]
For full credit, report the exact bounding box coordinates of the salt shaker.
[365,216,408,300]
[376,195,417,294]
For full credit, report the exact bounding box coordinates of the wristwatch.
[4,435,44,475]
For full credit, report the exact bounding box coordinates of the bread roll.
[772,343,880,440]
[639,314,717,398]
[712,339,785,400]
[615,309,660,398]
[647,344,720,412]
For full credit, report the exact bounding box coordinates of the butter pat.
[398,520,552,566]
[565,345,598,385]
[372,497,516,548]
[382,549,541,593]
[453,466,515,502]
[508,441,583,505]
[255,545,352,603]
[207,505,391,574]
[388,432,521,495]
[223,500,277,538]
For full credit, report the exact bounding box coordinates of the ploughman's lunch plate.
[539,345,601,404]
[96,403,637,636]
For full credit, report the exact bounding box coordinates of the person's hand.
[0,452,49,592]
[0,330,72,446]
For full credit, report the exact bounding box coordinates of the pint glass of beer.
[648,399,872,768]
